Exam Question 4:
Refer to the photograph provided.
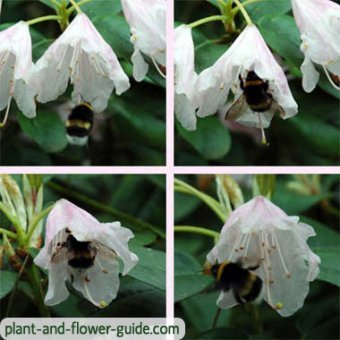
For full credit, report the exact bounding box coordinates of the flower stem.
[47,181,165,239]
[27,263,51,317]
[26,15,61,26]
[0,228,17,239]
[25,204,54,245]
[49,0,61,8]
[0,202,25,245]
[69,0,82,14]
[174,178,227,222]
[67,0,93,14]
[188,15,227,29]
[175,226,220,241]
[232,0,253,25]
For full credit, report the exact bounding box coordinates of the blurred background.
[0,0,165,165]
[175,0,339,166]
[1,174,166,317]
[175,174,339,339]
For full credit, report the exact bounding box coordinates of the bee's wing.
[93,241,118,259]
[225,95,248,121]
[270,100,286,118]
[51,246,68,264]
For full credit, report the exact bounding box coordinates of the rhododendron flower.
[175,25,198,131]
[291,0,340,92]
[32,13,130,113]
[0,21,37,123]
[34,199,138,308]
[207,196,320,317]
[196,25,298,134]
[121,0,166,81]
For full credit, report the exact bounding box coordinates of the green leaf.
[181,292,232,334]
[199,328,247,339]
[259,15,302,69]
[129,246,166,291]
[130,231,157,247]
[80,0,122,20]
[39,0,57,10]
[193,29,227,73]
[0,270,18,299]
[175,192,201,222]
[314,247,340,287]
[175,251,213,302]
[17,110,68,153]
[272,180,329,215]
[285,115,339,159]
[301,217,340,249]
[177,117,231,160]
[248,0,292,24]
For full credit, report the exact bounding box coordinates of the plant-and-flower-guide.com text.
[0,318,185,340]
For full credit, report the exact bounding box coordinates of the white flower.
[0,21,37,122]
[196,25,298,132]
[291,0,340,92]
[32,13,130,113]
[207,196,320,317]
[34,199,138,308]
[175,25,198,131]
[121,0,166,81]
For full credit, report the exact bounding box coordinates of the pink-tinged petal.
[207,196,320,317]
[292,0,340,90]
[196,25,297,128]
[121,0,166,81]
[175,25,198,130]
[34,198,138,307]
[33,13,130,111]
[0,22,37,117]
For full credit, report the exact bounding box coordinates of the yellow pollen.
[99,301,108,308]
[275,302,283,310]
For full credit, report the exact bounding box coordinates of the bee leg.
[233,291,244,305]
[239,74,245,90]
[246,264,260,271]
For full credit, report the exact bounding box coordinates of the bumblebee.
[51,230,116,271]
[66,102,94,146]
[225,70,285,121]
[210,259,263,304]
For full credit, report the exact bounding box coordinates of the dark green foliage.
[175,175,340,339]
[175,1,340,166]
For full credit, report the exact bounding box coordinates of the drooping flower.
[175,25,198,131]
[0,21,37,123]
[195,25,298,136]
[291,0,340,92]
[32,13,130,113]
[121,0,166,81]
[34,199,138,308]
[207,196,320,317]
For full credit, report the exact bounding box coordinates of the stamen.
[0,51,10,75]
[57,47,68,71]
[150,55,166,79]
[257,112,267,145]
[83,280,100,307]
[0,95,13,128]
[323,65,340,91]
[228,230,242,261]
[272,232,291,278]
[243,233,252,259]
[95,257,108,274]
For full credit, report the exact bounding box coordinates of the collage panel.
[0,174,166,318]
[0,0,166,166]
[174,174,339,339]
[174,1,339,166]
